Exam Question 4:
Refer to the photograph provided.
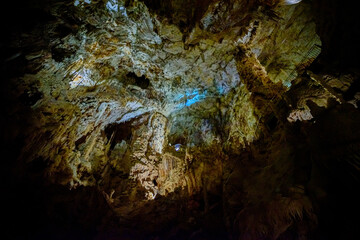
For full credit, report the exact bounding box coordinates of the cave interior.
[2,0,360,239]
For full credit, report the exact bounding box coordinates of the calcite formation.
[3,0,360,239]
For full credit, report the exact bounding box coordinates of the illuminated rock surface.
[2,0,360,239]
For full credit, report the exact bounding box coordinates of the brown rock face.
[2,0,360,239]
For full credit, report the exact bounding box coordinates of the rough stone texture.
[2,0,360,239]
[250,1,321,86]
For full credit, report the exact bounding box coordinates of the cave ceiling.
[2,0,360,239]
[8,0,321,192]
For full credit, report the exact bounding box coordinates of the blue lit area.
[216,82,229,95]
[74,0,91,6]
[185,89,208,107]
[283,0,302,5]
[104,0,127,16]
[106,0,119,12]
[174,144,181,151]
[119,6,128,17]
[170,88,210,112]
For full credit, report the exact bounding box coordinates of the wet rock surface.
[2,0,360,239]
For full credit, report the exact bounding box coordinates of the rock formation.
[2,0,360,239]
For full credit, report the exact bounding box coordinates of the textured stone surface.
[250,1,321,86]
[3,0,360,239]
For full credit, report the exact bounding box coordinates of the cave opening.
[126,72,150,89]
[266,114,278,131]
[104,121,133,150]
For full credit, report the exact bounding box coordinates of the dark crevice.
[54,24,74,38]
[75,134,88,148]
[152,179,158,186]
[28,156,48,173]
[19,89,43,106]
[104,122,133,150]
[126,72,150,89]
[51,46,75,62]
[344,78,360,101]
[266,114,278,131]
